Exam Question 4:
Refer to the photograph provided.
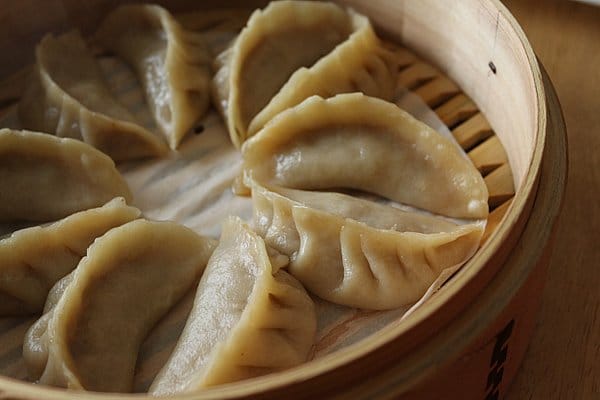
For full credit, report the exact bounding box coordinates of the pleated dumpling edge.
[150,216,316,395]
[247,178,485,310]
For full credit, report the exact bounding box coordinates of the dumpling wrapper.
[247,9,397,136]
[176,8,252,34]
[175,8,253,56]
[150,216,316,395]
[96,4,212,150]
[0,129,132,222]
[249,179,484,309]
[23,271,72,381]
[212,0,354,148]
[23,219,217,392]
[0,198,139,316]
[18,31,168,161]
[242,93,489,220]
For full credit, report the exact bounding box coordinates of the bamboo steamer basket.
[0,0,567,399]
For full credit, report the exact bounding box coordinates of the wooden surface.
[502,1,600,399]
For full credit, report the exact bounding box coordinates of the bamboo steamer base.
[0,0,566,399]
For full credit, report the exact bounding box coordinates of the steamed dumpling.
[212,0,354,148]
[23,219,217,392]
[0,129,132,222]
[248,179,484,309]
[0,198,139,316]
[18,31,168,161]
[96,4,212,149]
[242,94,489,219]
[247,9,397,136]
[150,217,316,395]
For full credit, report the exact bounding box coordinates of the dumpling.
[23,219,217,392]
[212,0,354,148]
[242,94,489,219]
[0,129,132,222]
[18,31,168,161]
[248,179,484,309]
[95,4,212,150]
[0,198,139,316]
[246,10,397,136]
[150,217,316,395]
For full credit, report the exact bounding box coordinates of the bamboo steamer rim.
[0,0,558,398]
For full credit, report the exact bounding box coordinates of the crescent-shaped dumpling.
[248,179,484,309]
[212,0,354,148]
[0,129,132,222]
[96,4,212,150]
[247,10,397,136]
[22,219,217,392]
[242,94,489,219]
[18,31,168,161]
[0,198,139,316]
[150,217,316,395]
